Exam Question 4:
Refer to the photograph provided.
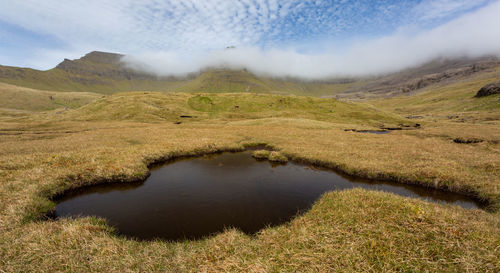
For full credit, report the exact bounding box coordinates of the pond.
[55,150,483,241]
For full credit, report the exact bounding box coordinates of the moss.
[252,150,271,160]
[268,151,288,163]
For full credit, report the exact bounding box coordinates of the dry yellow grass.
[251,149,271,159]
[268,151,288,163]
[0,82,100,111]
[0,89,499,271]
[368,66,500,122]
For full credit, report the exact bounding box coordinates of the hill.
[0,52,187,94]
[0,51,357,96]
[0,82,100,112]
[46,92,411,128]
[338,56,500,99]
[172,69,359,96]
[4,51,498,98]
[1,51,498,125]
[367,64,500,123]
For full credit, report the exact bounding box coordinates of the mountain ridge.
[1,51,499,98]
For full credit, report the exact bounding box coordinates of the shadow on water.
[54,151,484,241]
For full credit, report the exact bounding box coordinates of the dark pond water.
[55,151,482,241]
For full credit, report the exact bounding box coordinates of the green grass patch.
[252,150,271,160]
[268,151,288,163]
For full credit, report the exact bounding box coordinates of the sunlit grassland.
[0,64,358,96]
[368,66,500,121]
[0,63,187,94]
[172,69,360,96]
[0,87,499,271]
[27,92,410,128]
[0,82,101,112]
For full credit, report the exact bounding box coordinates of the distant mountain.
[0,51,186,94]
[0,51,356,96]
[55,51,143,80]
[338,56,500,99]
[1,51,499,97]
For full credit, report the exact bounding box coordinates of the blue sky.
[0,0,499,77]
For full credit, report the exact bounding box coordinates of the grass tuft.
[268,151,288,163]
[252,150,271,160]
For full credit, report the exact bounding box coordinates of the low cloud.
[123,1,500,79]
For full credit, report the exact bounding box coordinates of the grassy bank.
[45,92,410,127]
[0,119,499,271]
[0,90,499,271]
[1,189,498,272]
[368,66,500,122]
[0,82,100,112]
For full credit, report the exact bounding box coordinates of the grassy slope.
[0,82,101,111]
[0,119,498,271]
[0,73,499,271]
[0,65,189,95]
[365,65,500,164]
[368,66,500,119]
[2,53,498,99]
[47,92,411,129]
[0,64,356,96]
[174,69,358,96]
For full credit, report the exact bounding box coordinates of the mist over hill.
[0,51,499,98]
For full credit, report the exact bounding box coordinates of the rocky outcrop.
[475,82,500,97]
[54,51,157,81]
[342,56,500,98]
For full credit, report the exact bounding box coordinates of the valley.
[0,52,499,272]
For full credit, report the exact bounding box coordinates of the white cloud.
[0,0,499,76]
[413,0,492,21]
[0,0,292,58]
[123,1,500,79]
[0,0,404,66]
